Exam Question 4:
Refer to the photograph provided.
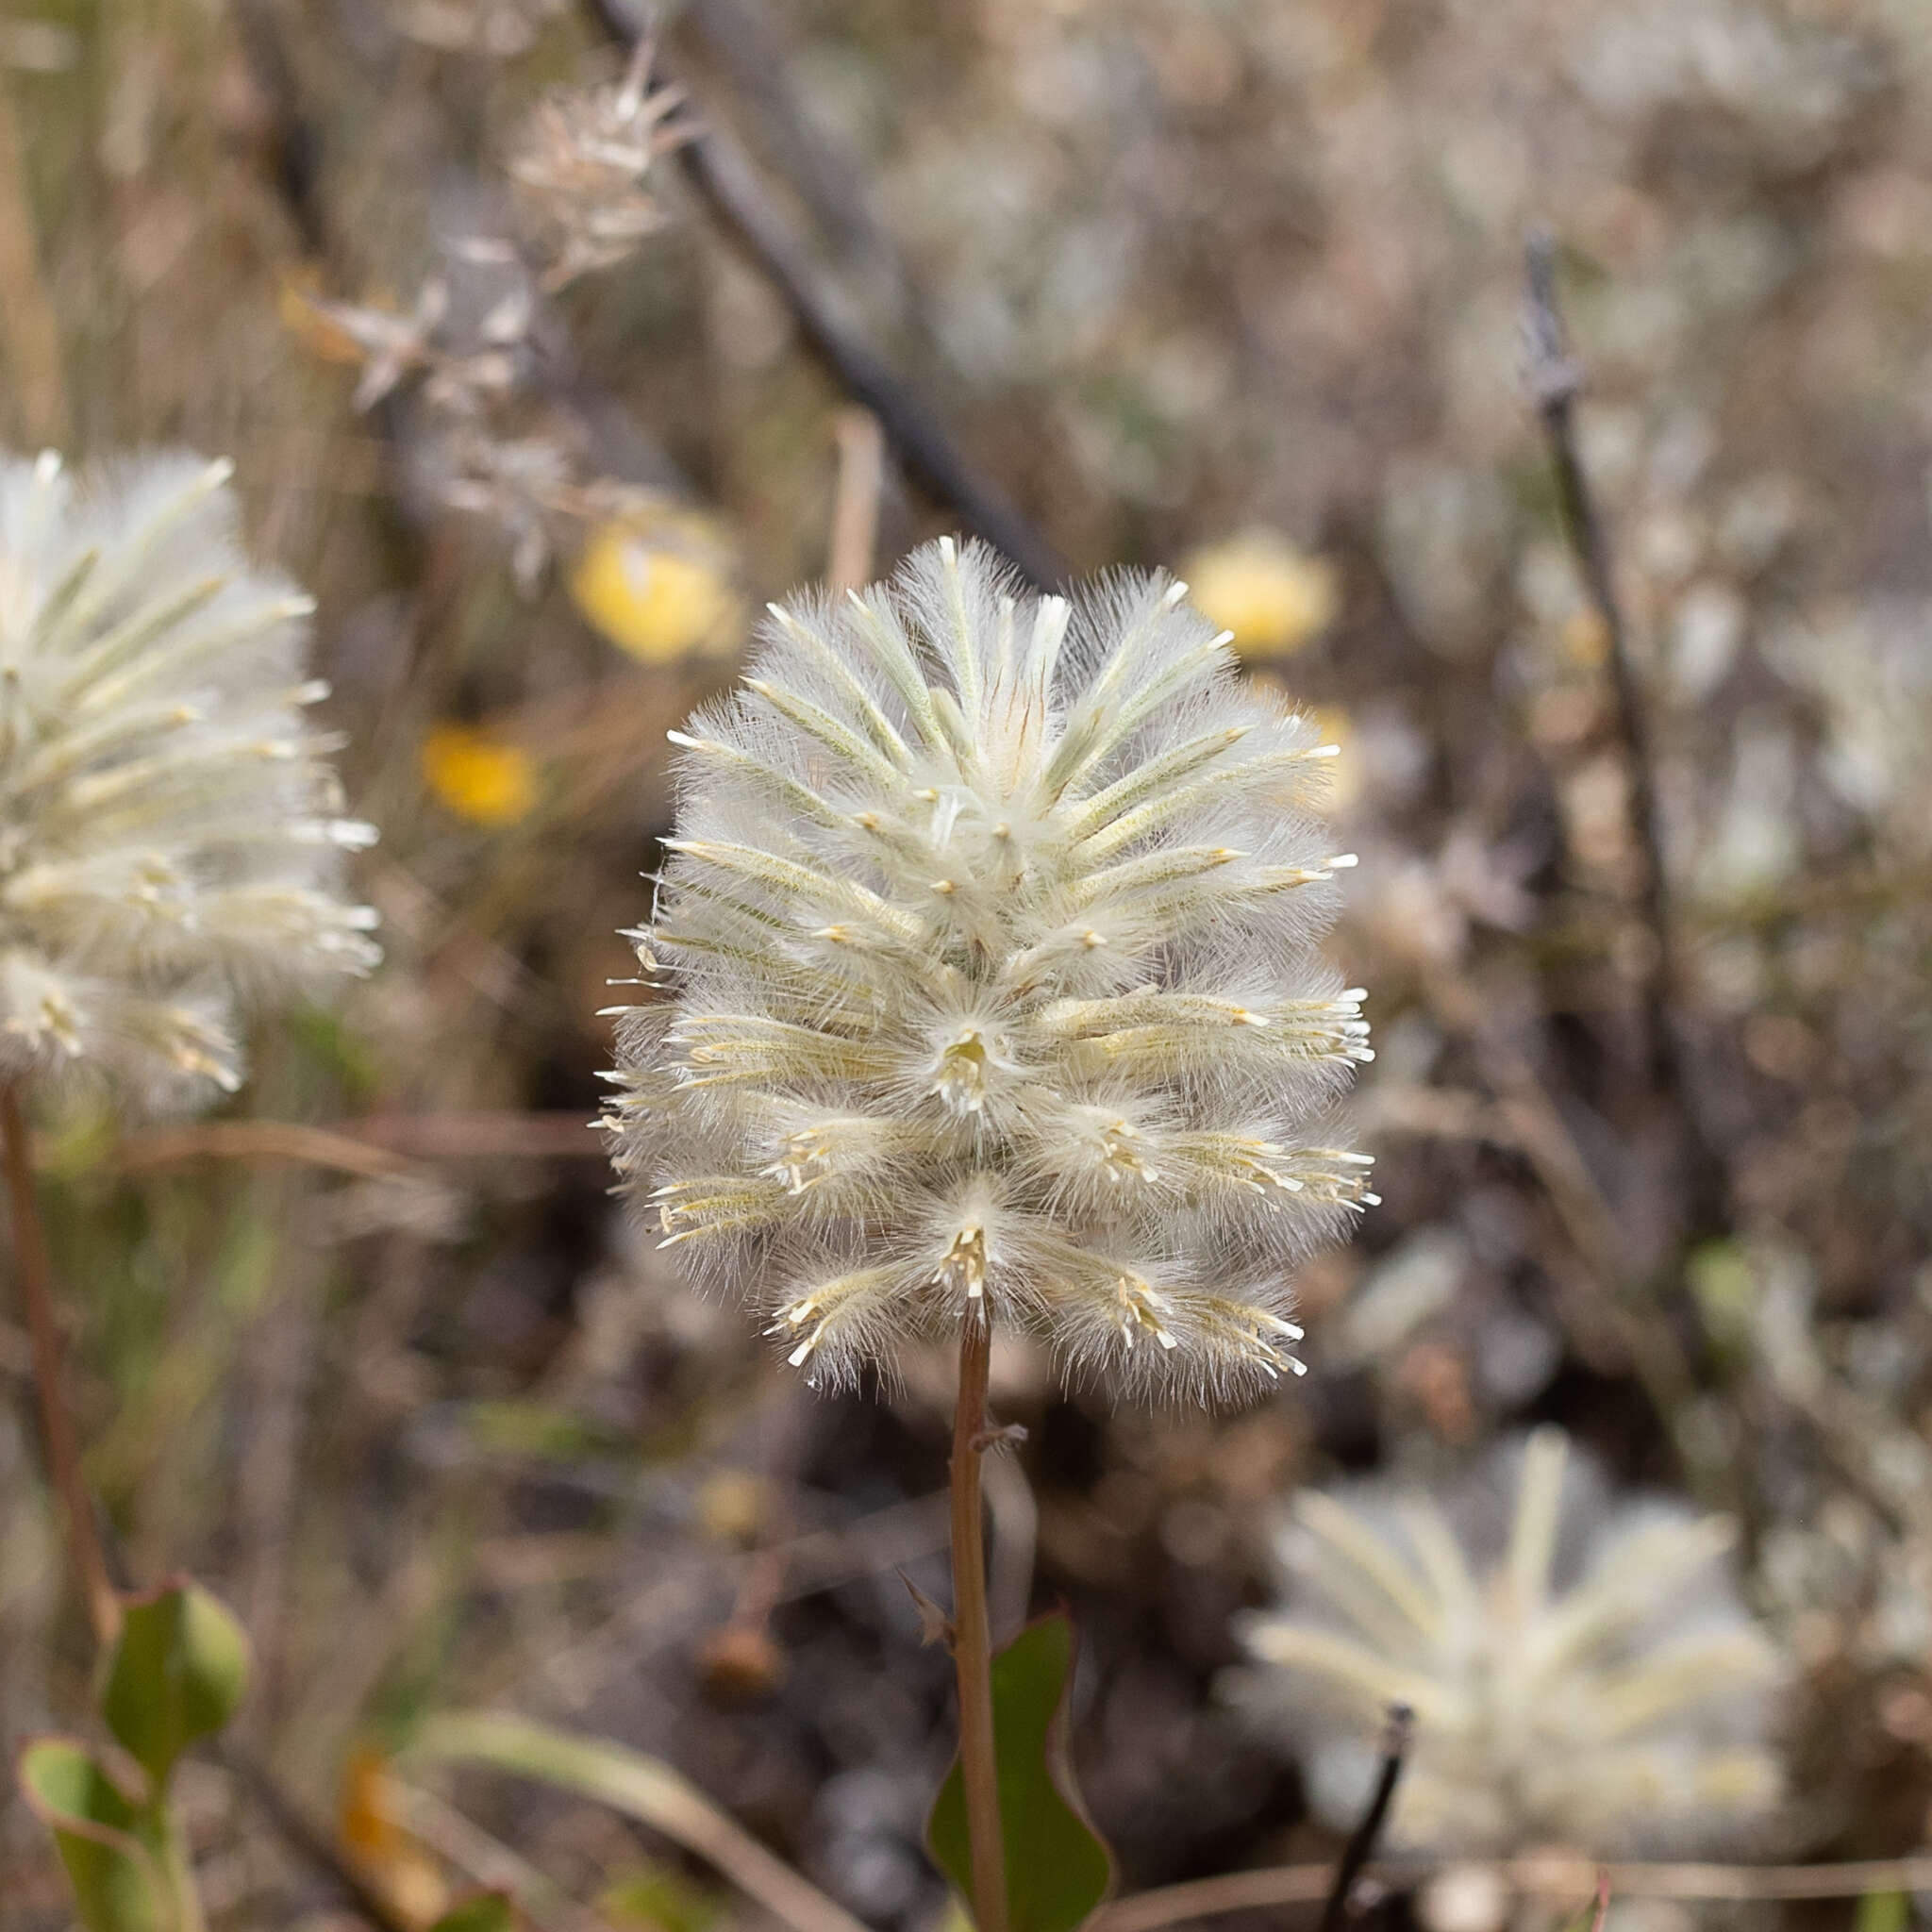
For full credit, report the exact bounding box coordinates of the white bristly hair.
[0,450,379,1108]
[1229,1428,1786,1854]
[603,537,1375,1402]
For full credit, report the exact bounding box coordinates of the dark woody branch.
[583,0,1069,592]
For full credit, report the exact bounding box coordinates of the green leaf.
[18,1738,164,1932]
[1687,1239,1758,1367]
[1855,1891,1910,1932]
[404,1712,868,1932]
[599,1864,726,1932]
[101,1577,250,1791]
[928,1614,1114,1932]
[428,1893,520,1932]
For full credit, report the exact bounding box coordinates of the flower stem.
[1,1082,119,1648]
[159,1799,209,1932]
[950,1303,1008,1932]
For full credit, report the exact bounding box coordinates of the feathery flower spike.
[0,451,379,1107]
[1231,1428,1785,1853]
[604,538,1373,1401]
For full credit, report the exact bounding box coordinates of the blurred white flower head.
[604,537,1374,1402]
[0,450,378,1107]
[1232,1427,1785,1854]
[394,0,563,59]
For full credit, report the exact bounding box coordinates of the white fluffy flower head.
[0,450,378,1106]
[605,539,1374,1401]
[1233,1429,1785,1854]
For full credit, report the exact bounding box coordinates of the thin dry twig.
[676,0,906,288]
[1316,1705,1412,1932]
[827,405,885,591]
[1096,1864,1340,1929]
[1097,1851,1932,1932]
[353,1111,601,1158]
[1521,235,1670,1069]
[1419,968,1718,1500]
[0,69,69,446]
[1521,229,1724,1234]
[108,1113,602,1184]
[113,1120,423,1182]
[582,0,1066,590]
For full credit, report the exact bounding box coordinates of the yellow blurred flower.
[569,508,743,664]
[1557,605,1610,668]
[695,1469,769,1546]
[421,724,538,827]
[1184,529,1339,658]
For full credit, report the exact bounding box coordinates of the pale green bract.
[1232,1428,1786,1853]
[0,450,378,1107]
[603,538,1374,1402]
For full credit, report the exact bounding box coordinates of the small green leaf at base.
[928,1613,1114,1932]
[1855,1891,1910,1932]
[600,1863,726,1932]
[18,1738,164,1932]
[427,1891,521,1932]
[102,1577,250,1792]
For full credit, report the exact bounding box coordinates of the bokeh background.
[5,0,1932,1925]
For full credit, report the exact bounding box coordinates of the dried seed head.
[604,538,1374,1402]
[509,38,691,291]
[1231,1429,1786,1853]
[0,450,379,1108]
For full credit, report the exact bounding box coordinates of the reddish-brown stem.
[1,1082,119,1647]
[951,1304,1008,1932]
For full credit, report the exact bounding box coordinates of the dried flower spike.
[0,451,379,1106]
[1232,1428,1785,1853]
[510,38,691,291]
[604,538,1374,1402]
